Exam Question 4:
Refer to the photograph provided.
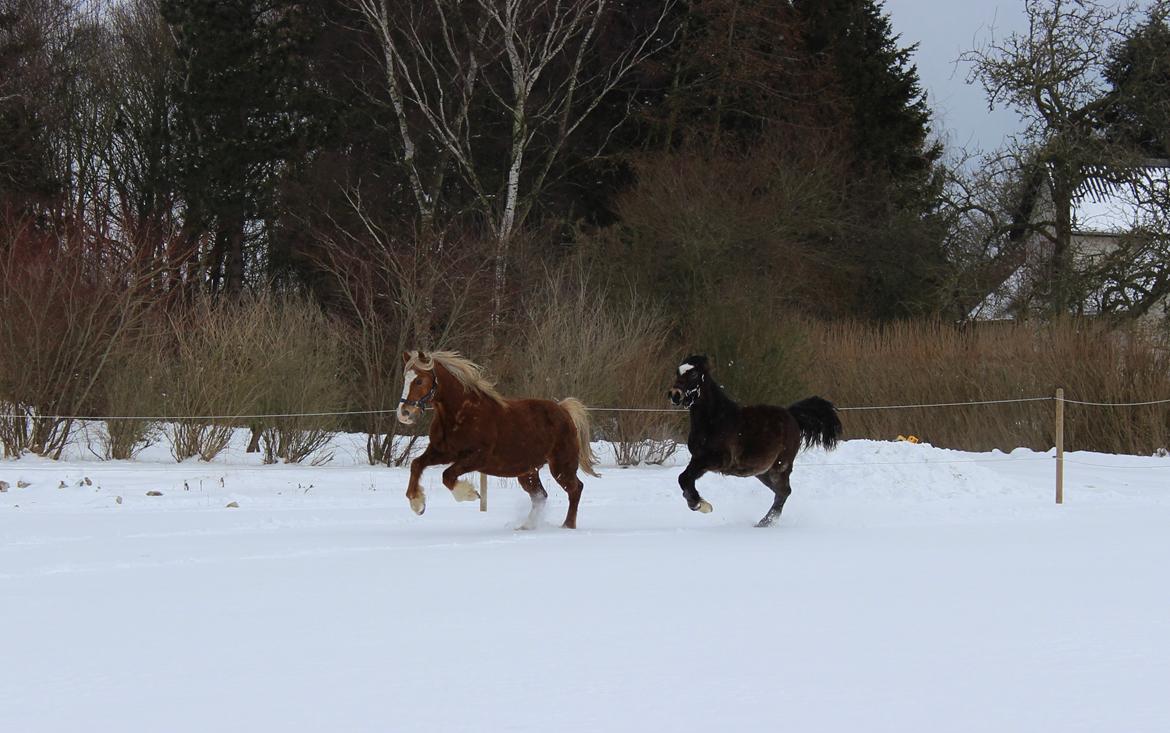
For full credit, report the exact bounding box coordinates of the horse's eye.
[413,378,422,385]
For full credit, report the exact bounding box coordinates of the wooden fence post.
[479,472,488,512]
[1055,387,1065,505]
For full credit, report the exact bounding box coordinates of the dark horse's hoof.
[754,517,777,528]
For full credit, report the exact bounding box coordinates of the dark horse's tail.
[788,396,843,450]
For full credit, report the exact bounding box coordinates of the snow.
[3,433,1170,732]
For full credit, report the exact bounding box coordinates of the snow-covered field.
[3,434,1169,732]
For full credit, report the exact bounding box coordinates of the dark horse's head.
[668,354,709,408]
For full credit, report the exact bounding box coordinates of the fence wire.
[0,393,1167,422]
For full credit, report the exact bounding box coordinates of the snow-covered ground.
[3,434,1169,732]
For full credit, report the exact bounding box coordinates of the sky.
[882,0,1030,155]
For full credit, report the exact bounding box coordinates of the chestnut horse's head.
[398,350,438,425]
[668,354,708,408]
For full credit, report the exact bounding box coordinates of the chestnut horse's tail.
[559,398,600,477]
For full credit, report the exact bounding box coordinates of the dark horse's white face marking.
[668,356,705,408]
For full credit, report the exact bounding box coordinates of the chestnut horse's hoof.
[695,500,713,514]
[451,480,480,502]
[409,493,426,515]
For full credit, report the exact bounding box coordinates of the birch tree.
[353,0,675,330]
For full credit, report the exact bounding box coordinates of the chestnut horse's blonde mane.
[406,350,507,406]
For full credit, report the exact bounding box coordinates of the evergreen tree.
[793,0,940,190]
[791,0,946,317]
[0,3,60,215]
[160,0,325,293]
[1104,9,1170,159]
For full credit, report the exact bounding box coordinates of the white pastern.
[409,491,426,515]
[451,480,480,502]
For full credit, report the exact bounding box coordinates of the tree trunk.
[490,238,509,344]
[1051,175,1074,315]
[246,425,262,453]
[223,208,246,296]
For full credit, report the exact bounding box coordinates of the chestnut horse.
[668,355,842,527]
[397,350,599,528]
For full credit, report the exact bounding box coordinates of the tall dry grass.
[803,318,1170,454]
[503,268,680,465]
[685,289,811,406]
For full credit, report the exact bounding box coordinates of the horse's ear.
[402,351,411,364]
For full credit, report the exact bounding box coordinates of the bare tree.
[352,0,675,332]
[313,193,486,465]
[963,0,1152,314]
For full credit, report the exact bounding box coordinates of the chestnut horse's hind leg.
[549,457,584,529]
[754,463,793,528]
[678,461,714,514]
[517,470,548,530]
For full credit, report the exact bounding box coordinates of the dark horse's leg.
[754,463,793,528]
[516,470,548,530]
[406,446,446,515]
[678,461,713,514]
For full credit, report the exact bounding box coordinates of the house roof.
[1073,162,1170,235]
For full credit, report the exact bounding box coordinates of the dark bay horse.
[668,355,842,527]
[397,350,599,528]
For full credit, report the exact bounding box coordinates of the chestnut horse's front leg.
[406,447,443,515]
[441,457,482,503]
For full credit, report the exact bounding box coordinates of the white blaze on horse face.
[678,363,695,376]
[398,369,418,424]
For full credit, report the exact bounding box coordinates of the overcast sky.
[882,0,1030,155]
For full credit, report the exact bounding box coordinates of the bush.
[504,266,680,465]
[156,294,348,463]
[0,216,151,458]
[684,285,811,406]
[249,294,346,465]
[316,226,485,466]
[160,297,266,461]
[89,333,167,460]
